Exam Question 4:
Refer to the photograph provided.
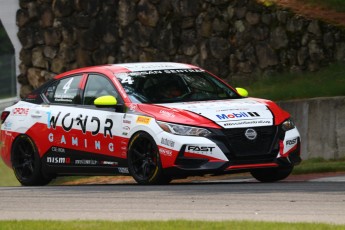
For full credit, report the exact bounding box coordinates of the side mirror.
[235,87,249,97]
[94,95,117,107]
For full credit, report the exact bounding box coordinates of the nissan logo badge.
[245,129,257,140]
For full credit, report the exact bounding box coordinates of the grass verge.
[303,0,345,12]
[0,220,344,230]
[293,157,345,175]
[245,62,345,101]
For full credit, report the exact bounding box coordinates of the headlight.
[157,121,211,137]
[282,118,295,131]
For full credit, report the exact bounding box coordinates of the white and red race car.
[0,62,301,185]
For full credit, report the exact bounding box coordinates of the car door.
[40,73,128,174]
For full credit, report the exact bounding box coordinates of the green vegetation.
[303,0,345,12]
[244,63,345,101]
[293,157,345,175]
[0,142,19,186]
[0,220,344,230]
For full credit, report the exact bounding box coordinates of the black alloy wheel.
[11,135,51,186]
[127,132,171,185]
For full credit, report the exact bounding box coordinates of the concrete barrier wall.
[279,97,345,160]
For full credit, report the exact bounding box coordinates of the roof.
[54,62,200,79]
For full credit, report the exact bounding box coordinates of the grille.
[222,126,278,158]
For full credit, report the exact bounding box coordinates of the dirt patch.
[269,0,345,27]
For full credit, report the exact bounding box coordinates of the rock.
[16,9,30,28]
[308,40,324,61]
[51,58,66,73]
[255,42,278,69]
[209,37,230,59]
[245,11,260,25]
[43,46,58,59]
[335,42,345,61]
[234,20,246,32]
[270,27,288,50]
[44,28,62,46]
[32,47,48,68]
[308,20,322,36]
[137,0,159,27]
[52,0,74,17]
[20,84,34,99]
[118,0,136,27]
[40,6,54,27]
[27,68,46,89]
[18,28,34,49]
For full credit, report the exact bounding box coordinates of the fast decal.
[286,138,298,146]
[187,145,215,153]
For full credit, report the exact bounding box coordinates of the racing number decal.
[120,76,134,85]
[62,78,74,93]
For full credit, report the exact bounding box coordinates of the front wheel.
[11,135,52,186]
[127,132,171,185]
[250,166,293,182]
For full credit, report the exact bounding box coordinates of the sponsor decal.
[136,116,151,125]
[12,108,29,116]
[118,167,129,174]
[123,120,131,124]
[101,161,118,166]
[3,121,12,130]
[216,112,260,120]
[123,126,130,131]
[48,133,115,152]
[187,145,215,152]
[159,110,175,118]
[75,159,98,165]
[122,132,128,136]
[223,119,272,127]
[159,148,173,156]
[129,104,137,111]
[47,112,113,138]
[47,157,70,164]
[244,129,257,140]
[286,138,297,146]
[51,147,66,153]
[161,138,175,147]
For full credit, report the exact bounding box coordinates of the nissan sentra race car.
[0,62,301,185]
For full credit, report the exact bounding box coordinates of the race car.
[0,62,301,185]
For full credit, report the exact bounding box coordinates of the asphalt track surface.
[1,175,345,224]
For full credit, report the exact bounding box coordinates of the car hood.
[159,99,274,128]
[137,98,289,128]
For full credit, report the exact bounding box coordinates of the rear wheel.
[11,135,52,186]
[250,166,293,182]
[127,132,171,185]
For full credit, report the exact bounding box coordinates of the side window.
[83,74,120,105]
[44,75,83,104]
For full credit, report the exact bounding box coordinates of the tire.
[250,166,293,183]
[127,132,171,185]
[11,135,52,186]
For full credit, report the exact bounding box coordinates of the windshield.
[115,69,241,103]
